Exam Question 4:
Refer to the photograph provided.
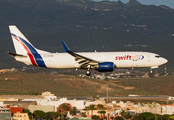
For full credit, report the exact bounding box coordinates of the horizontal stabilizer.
[7,52,27,58]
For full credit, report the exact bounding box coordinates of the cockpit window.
[155,55,160,58]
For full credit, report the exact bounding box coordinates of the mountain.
[126,0,142,6]
[0,0,174,72]
[159,5,173,10]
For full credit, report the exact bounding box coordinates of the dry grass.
[0,72,173,97]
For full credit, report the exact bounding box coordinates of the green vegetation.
[33,110,45,119]
[25,108,174,120]
[32,110,61,120]
[91,115,100,120]
[70,107,77,115]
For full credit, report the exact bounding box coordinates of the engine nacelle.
[97,62,114,72]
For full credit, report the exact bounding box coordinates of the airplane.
[8,25,168,75]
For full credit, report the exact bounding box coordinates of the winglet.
[62,41,71,53]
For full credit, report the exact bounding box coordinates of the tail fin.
[9,25,49,55]
[9,25,48,67]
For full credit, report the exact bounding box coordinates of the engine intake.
[97,62,114,72]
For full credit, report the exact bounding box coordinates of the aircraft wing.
[62,41,98,68]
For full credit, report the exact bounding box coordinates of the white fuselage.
[15,51,168,69]
[9,26,168,72]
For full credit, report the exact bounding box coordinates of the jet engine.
[97,62,114,72]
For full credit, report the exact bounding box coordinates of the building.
[30,97,86,111]
[121,101,137,111]
[161,104,174,115]
[0,108,11,120]
[4,101,37,109]
[136,103,161,114]
[41,91,57,100]
[0,102,3,107]
[8,106,23,114]
[13,113,29,120]
[67,99,85,110]
[0,98,18,101]
[112,104,122,115]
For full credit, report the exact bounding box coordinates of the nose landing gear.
[150,68,153,73]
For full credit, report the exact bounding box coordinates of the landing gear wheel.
[150,68,153,73]
[149,68,154,77]
[86,65,91,76]
[86,70,90,76]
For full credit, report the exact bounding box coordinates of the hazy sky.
[93,0,174,9]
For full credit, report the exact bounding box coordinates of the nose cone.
[162,58,168,64]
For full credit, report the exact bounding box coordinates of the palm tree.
[114,116,124,120]
[97,104,104,108]
[120,110,125,117]
[110,116,114,120]
[101,110,106,118]
[102,110,106,117]
[97,110,106,119]
[91,115,100,120]
[81,112,86,117]
[59,103,69,115]
[97,111,103,119]
[83,106,89,115]
[124,112,132,119]
[70,107,77,115]
[89,104,95,116]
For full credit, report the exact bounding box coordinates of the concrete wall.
[4,101,37,109]
[28,105,55,113]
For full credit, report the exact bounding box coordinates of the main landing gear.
[86,65,91,76]
[86,70,90,76]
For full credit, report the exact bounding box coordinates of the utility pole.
[107,85,109,120]
[155,103,158,120]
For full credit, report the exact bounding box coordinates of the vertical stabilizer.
[9,25,48,67]
[9,25,34,55]
[9,25,49,55]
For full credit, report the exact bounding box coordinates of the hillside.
[0,71,174,97]
[0,0,174,71]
